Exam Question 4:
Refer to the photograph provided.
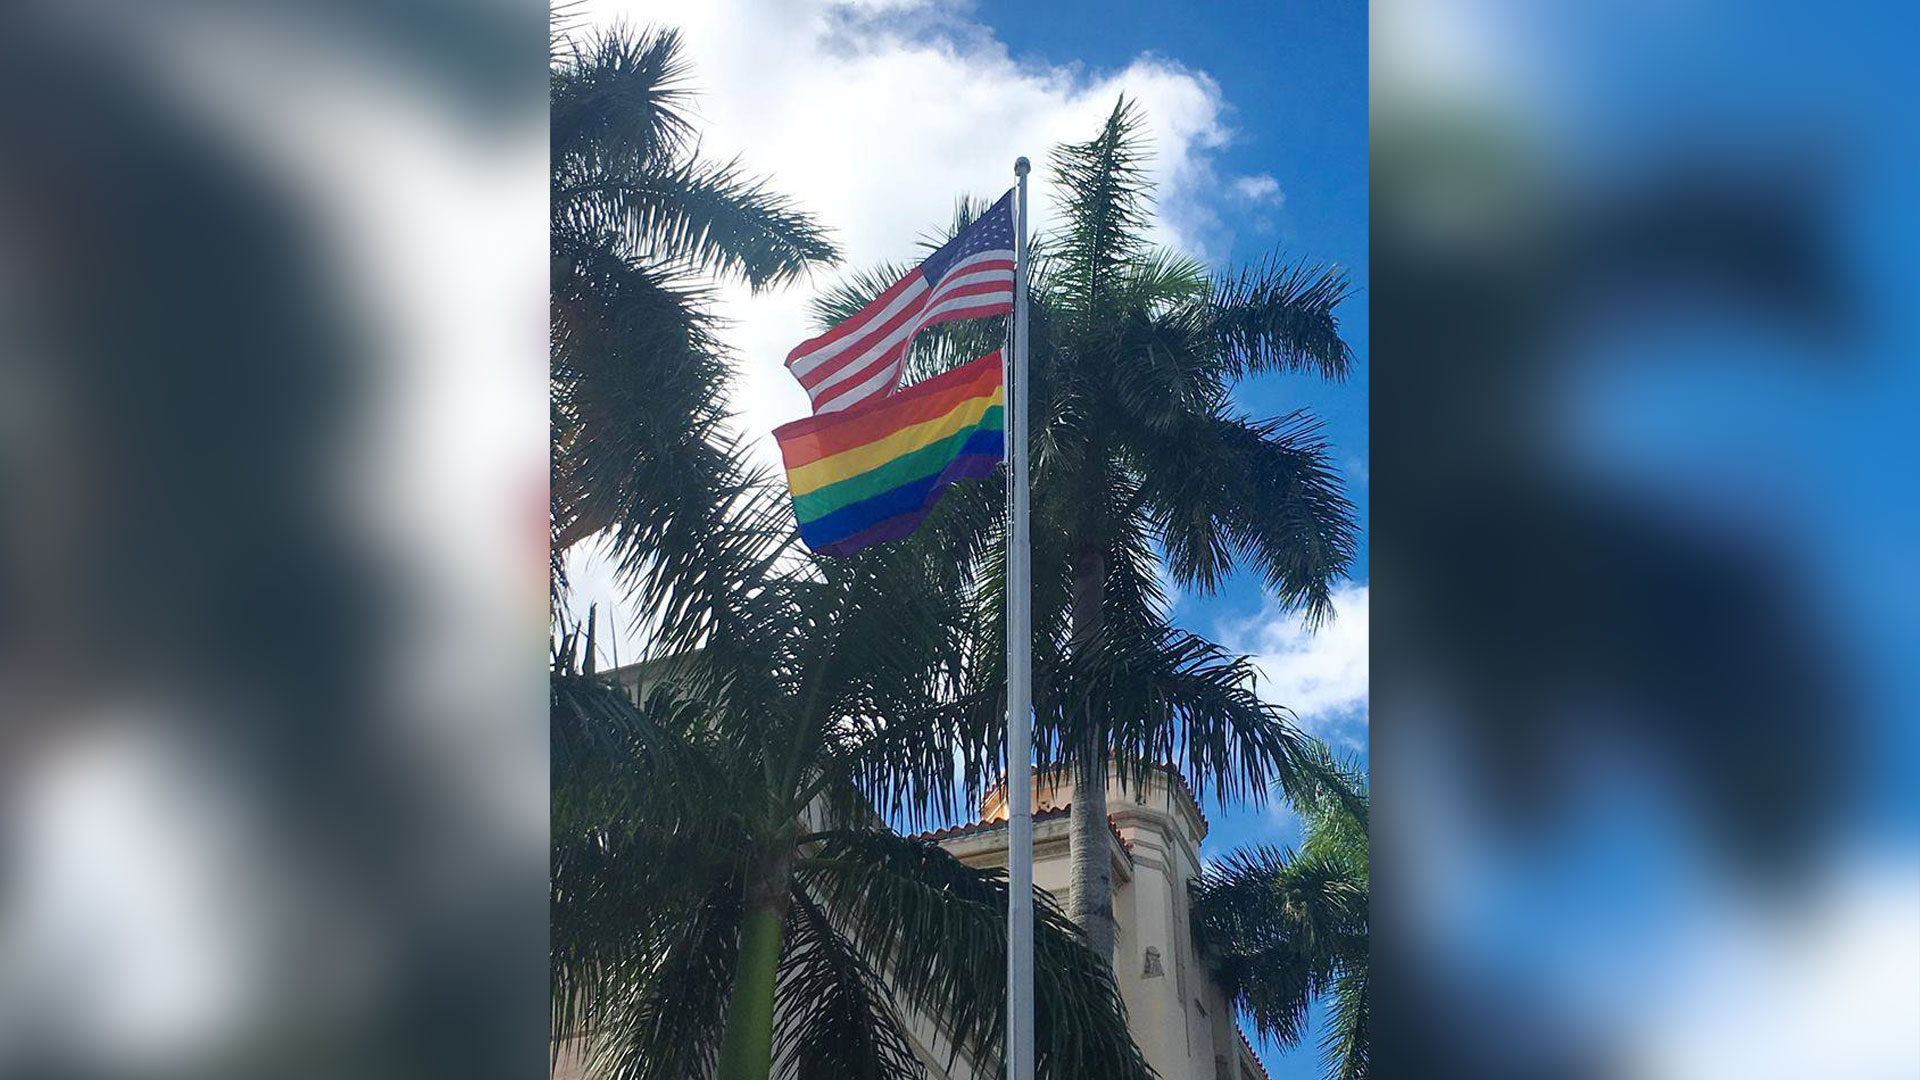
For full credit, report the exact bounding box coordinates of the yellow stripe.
[786,386,1005,496]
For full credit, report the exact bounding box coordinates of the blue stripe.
[797,428,1003,549]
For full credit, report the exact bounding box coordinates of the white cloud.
[574,0,1241,465]
[1230,172,1284,204]
[1221,583,1368,745]
[566,0,1260,659]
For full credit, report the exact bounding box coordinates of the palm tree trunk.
[716,843,794,1080]
[1066,543,1116,963]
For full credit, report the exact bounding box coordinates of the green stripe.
[793,405,1004,524]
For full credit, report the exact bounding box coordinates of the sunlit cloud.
[1221,582,1369,750]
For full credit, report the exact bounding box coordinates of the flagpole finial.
[1014,156,1030,177]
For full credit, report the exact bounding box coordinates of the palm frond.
[1049,96,1154,317]
[1107,301,1226,434]
[1048,617,1316,808]
[549,25,833,606]
[552,25,697,180]
[561,154,839,291]
[774,891,927,1080]
[1217,412,1357,628]
[558,881,742,1080]
[1322,967,1369,1080]
[551,246,793,635]
[783,551,975,788]
[551,1,590,60]
[1191,845,1367,1051]
[799,830,1154,1080]
[837,468,1083,831]
[1137,410,1357,626]
[550,626,762,846]
[1212,256,1355,380]
[549,659,750,1080]
[1120,247,1213,311]
[550,634,763,1033]
[1291,741,1371,855]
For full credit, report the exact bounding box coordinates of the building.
[909,768,1267,1080]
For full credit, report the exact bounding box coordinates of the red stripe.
[782,350,1001,438]
[916,300,1014,330]
[931,257,1014,285]
[784,258,1010,372]
[806,276,1014,404]
[781,365,1001,467]
[920,277,1014,312]
[795,286,935,392]
[784,269,925,365]
[775,352,1003,464]
[805,341,909,411]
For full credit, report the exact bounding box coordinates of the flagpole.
[1005,155,1034,1080]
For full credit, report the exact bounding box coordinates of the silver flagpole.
[1005,156,1034,1080]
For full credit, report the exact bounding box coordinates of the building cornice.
[920,808,1134,882]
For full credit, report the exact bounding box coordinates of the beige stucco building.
[902,769,1267,1080]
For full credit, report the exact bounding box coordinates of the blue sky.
[968,5,1369,1074]
[575,2,1368,1074]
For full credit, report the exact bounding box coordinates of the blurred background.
[1370,0,1918,1076]
[0,1,547,1076]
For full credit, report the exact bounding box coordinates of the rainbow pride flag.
[774,351,1005,557]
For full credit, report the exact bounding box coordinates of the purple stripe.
[813,451,1002,557]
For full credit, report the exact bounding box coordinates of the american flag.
[786,189,1016,414]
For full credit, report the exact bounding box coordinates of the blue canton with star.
[917,189,1015,283]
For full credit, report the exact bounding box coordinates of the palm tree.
[1192,751,1368,1080]
[550,24,837,604]
[813,98,1358,963]
[551,497,1154,1080]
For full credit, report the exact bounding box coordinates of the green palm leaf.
[1050,96,1154,316]
[775,891,926,1080]
[562,154,837,291]
[1212,256,1356,380]
[1193,759,1369,1079]
[799,829,1154,1080]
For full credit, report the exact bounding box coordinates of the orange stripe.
[774,353,1003,467]
[785,391,1003,496]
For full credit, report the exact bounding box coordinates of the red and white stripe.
[786,249,1014,414]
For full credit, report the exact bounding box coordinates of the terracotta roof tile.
[909,807,1070,843]
[1236,1024,1273,1080]
[911,809,1130,858]
[981,764,1214,836]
